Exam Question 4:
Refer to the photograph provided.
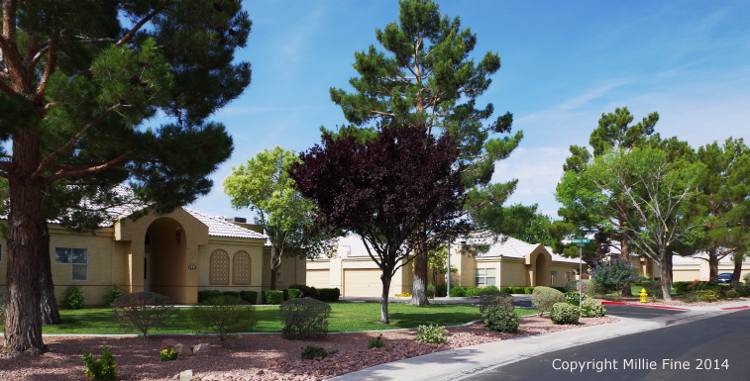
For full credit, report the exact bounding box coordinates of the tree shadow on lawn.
[386,311,481,328]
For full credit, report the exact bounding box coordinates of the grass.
[35,303,537,335]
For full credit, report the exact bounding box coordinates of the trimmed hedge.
[223,291,240,299]
[550,302,579,324]
[264,290,284,304]
[318,288,340,302]
[198,290,223,304]
[580,299,606,317]
[523,287,535,294]
[239,290,258,304]
[283,288,302,301]
[449,286,466,297]
[531,286,564,315]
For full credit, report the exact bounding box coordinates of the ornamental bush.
[239,290,259,304]
[289,284,320,300]
[101,286,123,308]
[590,259,638,294]
[531,286,565,316]
[479,290,514,313]
[482,306,519,333]
[263,290,284,304]
[465,287,481,297]
[280,298,331,340]
[414,324,449,345]
[368,333,386,349]
[318,288,341,302]
[300,345,337,360]
[187,295,257,347]
[198,289,222,303]
[726,290,738,299]
[523,287,535,294]
[81,345,117,380]
[579,299,606,317]
[564,291,590,306]
[550,302,580,324]
[285,288,302,300]
[111,292,178,337]
[744,273,750,285]
[449,286,466,297]
[63,285,86,309]
[159,346,179,361]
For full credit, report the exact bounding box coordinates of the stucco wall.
[197,238,265,293]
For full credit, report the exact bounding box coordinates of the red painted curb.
[721,306,750,310]
[601,301,690,311]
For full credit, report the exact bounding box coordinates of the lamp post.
[446,241,451,298]
[571,233,591,312]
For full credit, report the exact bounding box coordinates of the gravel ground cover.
[0,316,617,381]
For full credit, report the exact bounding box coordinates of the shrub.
[744,273,750,285]
[465,287,481,297]
[523,287,535,294]
[579,299,606,317]
[550,302,580,324]
[239,290,258,304]
[736,286,750,297]
[479,290,514,313]
[565,280,579,292]
[567,279,599,295]
[289,284,320,300]
[63,285,86,309]
[280,298,331,340]
[426,284,436,298]
[111,292,178,337]
[501,287,513,293]
[187,295,257,347]
[414,324,448,345]
[482,306,519,333]
[264,290,284,304]
[101,286,123,308]
[552,286,567,293]
[300,345,337,360]
[564,291,590,306]
[482,285,500,293]
[81,345,117,380]
[318,288,341,302]
[590,258,638,294]
[223,291,240,299]
[435,284,447,297]
[693,289,720,302]
[449,286,466,297]
[198,290,222,303]
[531,286,564,316]
[726,290,738,299]
[159,346,179,361]
[285,288,302,300]
[368,333,386,349]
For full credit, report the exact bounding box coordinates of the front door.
[144,253,151,292]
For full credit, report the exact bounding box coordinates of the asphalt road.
[463,307,750,381]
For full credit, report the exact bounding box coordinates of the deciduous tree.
[0,0,250,354]
[290,124,466,324]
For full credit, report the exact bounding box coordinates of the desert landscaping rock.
[161,338,180,350]
[174,343,194,356]
[0,316,617,380]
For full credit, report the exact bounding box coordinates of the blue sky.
[188,0,750,220]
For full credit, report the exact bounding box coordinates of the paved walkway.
[329,300,750,381]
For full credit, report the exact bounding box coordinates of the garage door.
[344,269,394,297]
[306,269,330,289]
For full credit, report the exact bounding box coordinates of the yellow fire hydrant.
[640,287,648,303]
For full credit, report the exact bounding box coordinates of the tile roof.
[184,208,266,240]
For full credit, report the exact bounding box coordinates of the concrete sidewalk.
[329,300,750,381]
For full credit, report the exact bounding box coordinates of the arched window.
[209,249,230,285]
[232,251,252,285]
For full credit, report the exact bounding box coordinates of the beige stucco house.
[307,235,587,297]
[0,207,306,306]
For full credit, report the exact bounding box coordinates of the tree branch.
[33,39,57,105]
[44,151,133,184]
[116,1,176,46]
[0,78,14,97]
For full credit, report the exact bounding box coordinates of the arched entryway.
[535,253,548,287]
[145,217,187,302]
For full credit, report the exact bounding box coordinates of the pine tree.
[328,0,521,305]
[0,0,250,355]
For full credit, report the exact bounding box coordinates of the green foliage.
[63,285,86,309]
[482,306,519,333]
[479,291,514,313]
[590,259,638,294]
[692,290,721,302]
[239,290,259,304]
[289,284,321,300]
[550,303,580,324]
[744,273,750,285]
[198,290,223,303]
[735,286,749,297]
[368,334,386,349]
[564,291,590,306]
[426,284,436,298]
[223,291,240,299]
[81,345,117,380]
[414,324,449,345]
[159,346,179,361]
[317,288,341,302]
[187,295,257,347]
[111,292,178,337]
[726,290,738,298]
[280,298,332,340]
[449,286,466,297]
[101,286,123,308]
[285,288,302,300]
[435,284,448,298]
[264,290,284,305]
[579,299,606,317]
[300,345,337,360]
[524,287,535,294]
[531,287,564,316]
[0,289,6,321]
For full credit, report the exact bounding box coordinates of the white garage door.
[344,269,390,297]
[306,269,330,289]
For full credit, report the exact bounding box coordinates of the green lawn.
[36,303,537,335]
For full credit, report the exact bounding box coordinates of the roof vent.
[224,217,247,223]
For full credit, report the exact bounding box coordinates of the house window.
[209,249,230,285]
[232,251,251,285]
[55,247,88,281]
[475,268,496,286]
[566,272,571,280]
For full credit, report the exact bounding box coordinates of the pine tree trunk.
[731,252,744,284]
[660,249,671,302]
[3,130,47,355]
[40,224,61,325]
[410,232,429,306]
[708,251,719,281]
[380,273,391,324]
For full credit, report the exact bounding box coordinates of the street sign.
[571,238,591,245]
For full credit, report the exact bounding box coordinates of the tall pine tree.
[0,0,250,355]
[328,0,521,305]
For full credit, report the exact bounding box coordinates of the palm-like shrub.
[111,292,178,337]
[482,306,519,333]
[531,286,564,316]
[280,298,331,340]
[550,302,580,324]
[579,299,606,317]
